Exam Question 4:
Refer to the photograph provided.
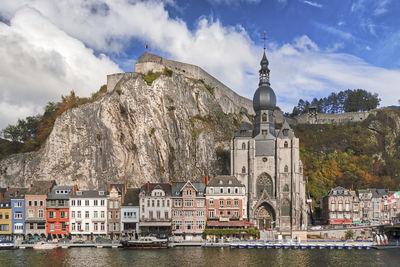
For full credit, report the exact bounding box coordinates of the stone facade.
[107,184,125,238]
[230,51,308,233]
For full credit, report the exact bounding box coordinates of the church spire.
[259,31,270,86]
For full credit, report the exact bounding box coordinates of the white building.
[69,190,107,239]
[139,183,172,234]
[121,188,140,239]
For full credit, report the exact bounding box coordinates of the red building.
[46,186,76,238]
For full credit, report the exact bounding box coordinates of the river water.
[0,247,399,267]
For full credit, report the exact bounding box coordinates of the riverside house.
[107,184,126,240]
[121,188,140,239]
[46,186,76,239]
[139,182,172,235]
[0,188,12,237]
[70,190,107,240]
[25,180,56,239]
[10,188,28,239]
[172,181,206,241]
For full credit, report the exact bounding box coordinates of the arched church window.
[284,165,289,173]
[256,173,273,197]
[242,143,246,150]
[283,184,289,192]
[262,113,268,122]
[284,141,288,148]
[242,166,246,174]
[281,199,290,216]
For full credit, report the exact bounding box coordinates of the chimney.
[72,185,78,195]
[147,181,150,193]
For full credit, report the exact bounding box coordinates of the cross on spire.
[262,31,268,50]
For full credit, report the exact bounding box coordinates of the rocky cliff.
[0,70,248,189]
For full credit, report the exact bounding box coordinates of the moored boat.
[256,243,264,249]
[238,243,246,248]
[266,244,273,249]
[121,236,168,249]
[274,244,281,249]
[0,240,15,250]
[318,244,325,249]
[300,244,308,249]
[230,243,238,248]
[33,242,59,250]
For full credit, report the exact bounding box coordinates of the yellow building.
[0,207,12,235]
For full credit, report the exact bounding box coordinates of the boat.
[300,244,308,249]
[345,244,353,250]
[328,244,335,249]
[292,244,299,249]
[283,244,290,249]
[336,244,343,249]
[230,243,238,248]
[121,236,168,249]
[274,244,281,249]
[356,245,363,250]
[248,243,255,248]
[266,244,273,249]
[238,243,246,248]
[0,240,15,250]
[33,242,59,250]
[318,244,325,249]
[310,244,316,249]
[256,243,264,249]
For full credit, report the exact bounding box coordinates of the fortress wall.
[107,73,125,92]
[296,111,371,124]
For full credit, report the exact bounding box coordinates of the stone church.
[230,50,308,232]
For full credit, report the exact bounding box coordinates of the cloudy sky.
[1,0,400,129]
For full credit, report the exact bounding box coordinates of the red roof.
[207,220,254,227]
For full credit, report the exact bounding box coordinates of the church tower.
[231,47,308,233]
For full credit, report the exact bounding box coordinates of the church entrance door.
[256,203,275,230]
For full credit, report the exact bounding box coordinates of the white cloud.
[366,45,372,51]
[0,7,121,129]
[374,0,391,16]
[303,1,323,8]
[315,23,353,40]
[208,0,260,4]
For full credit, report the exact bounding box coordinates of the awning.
[329,219,352,224]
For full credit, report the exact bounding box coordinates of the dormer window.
[99,191,104,196]
[76,191,82,196]
[234,187,239,194]
[219,180,223,185]
[220,188,223,194]
[228,180,232,185]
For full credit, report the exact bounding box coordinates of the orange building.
[46,186,76,238]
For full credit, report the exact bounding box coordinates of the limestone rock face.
[0,72,245,189]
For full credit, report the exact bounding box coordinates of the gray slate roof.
[3,188,28,200]
[140,183,171,196]
[47,186,74,200]
[234,122,253,137]
[123,188,140,206]
[172,181,206,197]
[71,190,107,198]
[207,176,244,187]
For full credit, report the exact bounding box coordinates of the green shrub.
[116,86,122,95]
[199,79,214,96]
[142,70,161,85]
[163,67,173,77]
[96,134,102,141]
[345,229,354,240]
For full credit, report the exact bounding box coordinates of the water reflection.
[0,247,398,267]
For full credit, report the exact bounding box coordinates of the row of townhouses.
[321,186,400,225]
[0,176,252,241]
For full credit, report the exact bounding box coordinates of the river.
[1,247,399,266]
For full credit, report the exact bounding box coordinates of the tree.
[345,229,354,240]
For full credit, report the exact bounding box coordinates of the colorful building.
[139,183,172,235]
[172,181,206,241]
[107,184,125,239]
[321,187,357,225]
[46,186,76,238]
[70,190,107,240]
[25,181,56,239]
[0,188,12,237]
[10,188,28,238]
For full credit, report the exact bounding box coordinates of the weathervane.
[262,31,268,50]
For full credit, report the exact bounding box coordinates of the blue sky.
[1,0,400,129]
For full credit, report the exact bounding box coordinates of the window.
[283,129,289,136]
[219,210,224,216]
[62,222,66,232]
[284,141,288,148]
[48,211,55,219]
[34,201,38,206]
[14,212,22,219]
[85,200,89,206]
[262,113,267,122]
[197,200,204,207]
[184,200,194,207]
[28,201,32,206]
[152,200,155,207]
[234,210,239,217]
[59,200,65,206]
[234,188,239,194]
[50,223,54,232]
[174,221,182,230]
[185,211,193,217]
[71,200,76,206]
[219,200,224,208]
[209,210,214,217]
[149,211,153,219]
[85,211,89,218]
[174,210,182,217]
[142,205,145,212]
[345,199,350,211]
[28,210,34,218]
[157,211,161,219]
[196,220,205,230]
[114,200,119,207]
[14,202,22,208]
[109,201,114,209]
[38,210,44,218]
[284,165,289,173]
[147,199,150,207]
[109,212,112,219]
[186,190,192,196]
[185,221,193,230]
[227,188,231,194]
[60,211,67,218]
[209,199,214,206]
[256,173,273,197]
[101,223,105,231]
[94,200,98,206]
[71,211,75,218]
[331,199,336,211]
[227,200,232,207]
[37,222,45,230]
[101,200,105,206]
[85,223,89,231]
[77,211,82,218]
[157,200,160,207]
[220,187,224,194]
[164,211,169,219]
[101,211,105,218]
[162,200,165,207]
[234,200,239,207]
[94,211,98,218]
[283,184,289,192]
[196,210,204,217]
[29,223,34,230]
[167,200,170,207]
[242,143,246,150]
[242,166,246,173]
[94,223,98,231]
[77,223,82,231]
[77,200,81,206]
[338,199,343,211]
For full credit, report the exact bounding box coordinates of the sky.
[1,0,400,130]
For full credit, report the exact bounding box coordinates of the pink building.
[171,181,206,241]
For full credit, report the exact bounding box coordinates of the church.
[230,50,308,232]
